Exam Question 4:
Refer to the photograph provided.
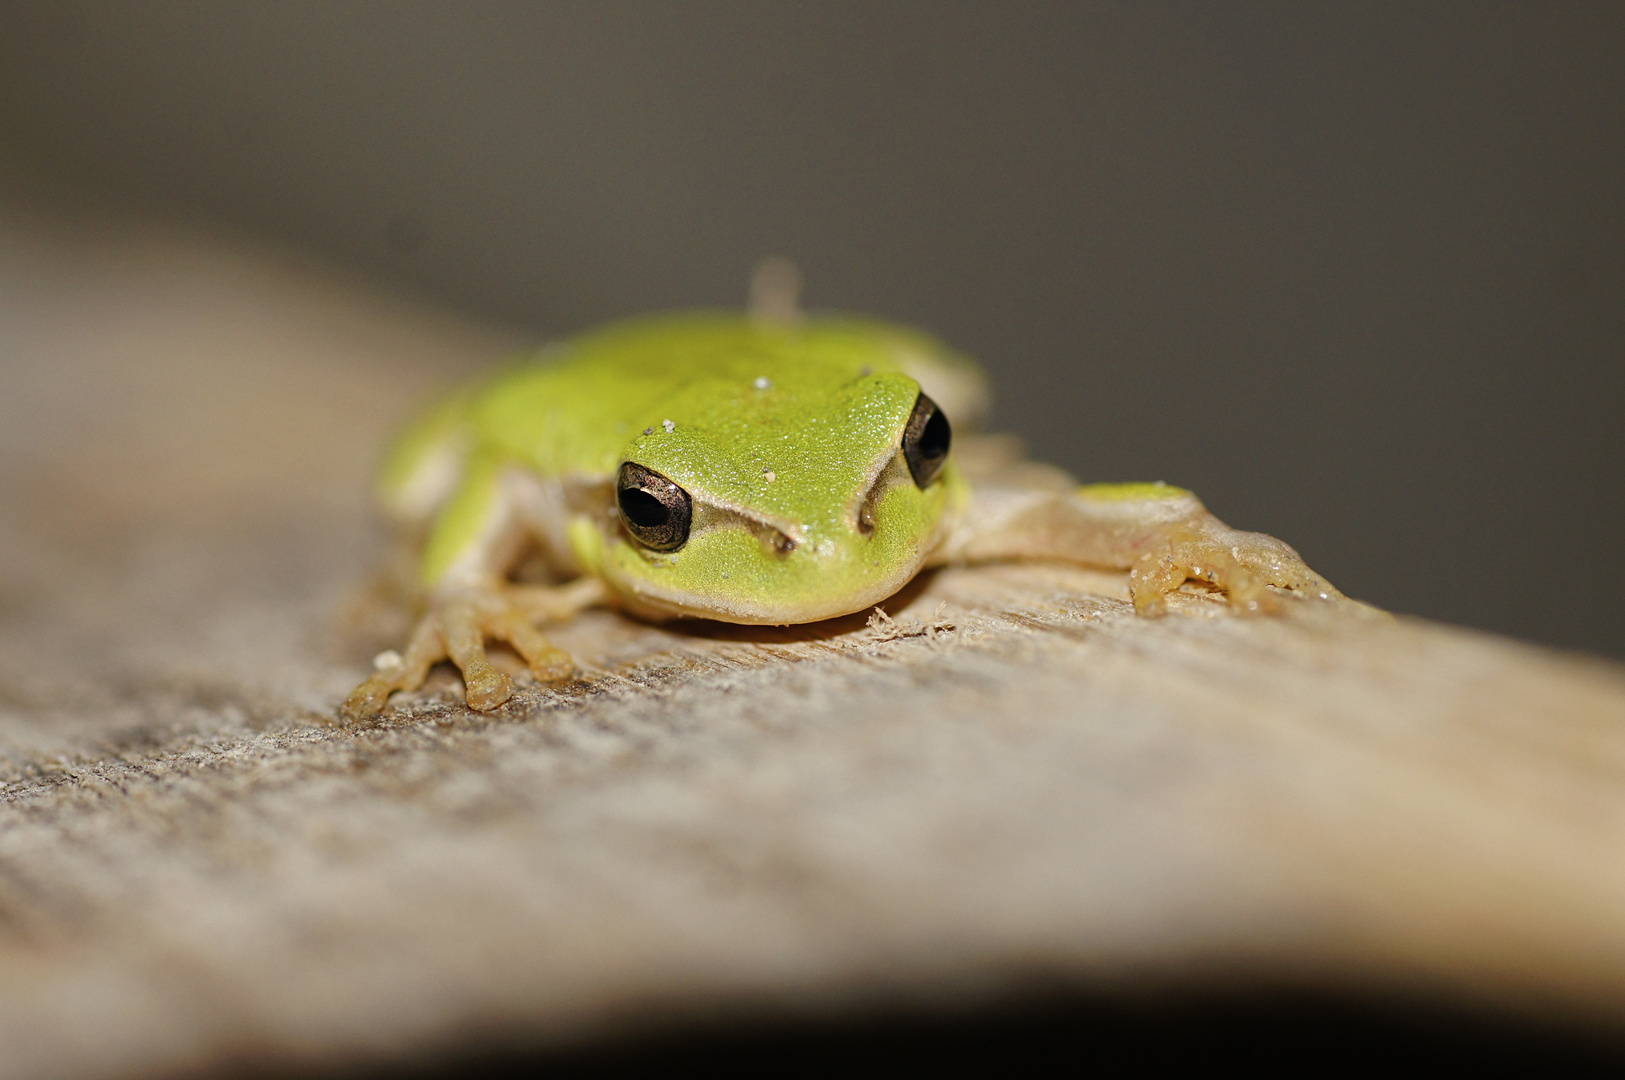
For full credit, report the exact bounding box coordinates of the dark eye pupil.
[618,487,669,528]
[918,408,950,462]
[902,393,952,487]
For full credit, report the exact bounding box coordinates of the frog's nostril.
[857,503,876,536]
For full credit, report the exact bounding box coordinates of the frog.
[341,267,1343,720]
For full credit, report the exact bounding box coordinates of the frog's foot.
[340,578,604,721]
[1128,519,1344,617]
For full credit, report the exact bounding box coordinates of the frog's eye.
[902,392,952,488]
[617,462,692,551]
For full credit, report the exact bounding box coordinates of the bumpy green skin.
[387,313,974,625]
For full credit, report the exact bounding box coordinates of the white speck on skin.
[754,376,771,390]
[764,470,776,483]
[372,650,404,672]
[662,419,675,433]
[643,427,654,436]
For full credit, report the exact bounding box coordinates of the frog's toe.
[338,618,446,721]
[440,601,514,711]
[446,595,580,709]
[1130,522,1342,616]
[340,675,396,721]
[1223,529,1345,607]
[492,609,576,683]
[1128,548,1187,616]
[1207,558,1278,614]
[460,661,514,711]
[339,662,430,722]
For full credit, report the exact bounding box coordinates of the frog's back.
[464,312,988,480]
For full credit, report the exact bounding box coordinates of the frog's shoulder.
[377,386,478,525]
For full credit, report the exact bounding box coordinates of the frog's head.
[575,369,963,624]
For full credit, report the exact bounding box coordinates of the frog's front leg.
[941,475,1343,615]
[341,456,606,721]
[341,577,604,720]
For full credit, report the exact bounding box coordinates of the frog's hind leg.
[1122,511,1340,616]
[942,477,1344,616]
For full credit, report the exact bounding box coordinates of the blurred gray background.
[0,1,1618,655]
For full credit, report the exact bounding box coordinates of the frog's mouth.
[612,549,929,625]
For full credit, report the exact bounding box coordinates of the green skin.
[345,312,1343,719]
[395,314,970,623]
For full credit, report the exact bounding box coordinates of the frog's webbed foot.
[1129,519,1343,617]
[340,578,605,721]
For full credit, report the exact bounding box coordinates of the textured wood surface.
[3,191,1624,1079]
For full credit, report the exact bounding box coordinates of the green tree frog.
[343,276,1342,719]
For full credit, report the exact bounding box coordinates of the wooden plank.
[2,187,1623,1079]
